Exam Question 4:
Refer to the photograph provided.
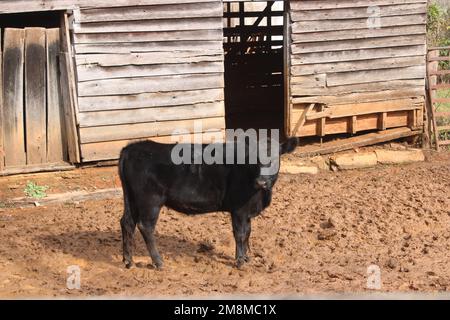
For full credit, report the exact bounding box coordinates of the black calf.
[118,138,299,269]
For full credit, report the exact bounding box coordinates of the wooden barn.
[0,0,428,174]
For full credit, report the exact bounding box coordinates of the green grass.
[24,181,48,199]
[435,89,450,142]
[436,88,450,112]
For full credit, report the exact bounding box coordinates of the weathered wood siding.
[0,0,429,163]
[288,0,427,137]
[0,0,219,13]
[73,1,225,162]
[1,0,225,163]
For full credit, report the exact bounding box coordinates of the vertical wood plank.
[284,3,291,137]
[60,13,81,163]
[416,108,423,127]
[317,105,326,137]
[349,115,357,134]
[408,109,417,128]
[25,27,47,165]
[226,2,231,43]
[0,29,4,171]
[378,112,387,130]
[3,28,26,167]
[46,28,67,163]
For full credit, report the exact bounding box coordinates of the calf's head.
[254,137,299,190]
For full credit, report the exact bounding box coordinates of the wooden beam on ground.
[296,127,421,158]
[5,187,121,208]
[0,163,75,177]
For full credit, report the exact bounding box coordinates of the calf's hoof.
[235,254,251,269]
[124,261,134,269]
[138,262,162,270]
[153,259,164,270]
[235,258,247,269]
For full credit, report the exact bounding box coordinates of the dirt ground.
[0,150,449,298]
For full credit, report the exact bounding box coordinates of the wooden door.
[0,27,68,172]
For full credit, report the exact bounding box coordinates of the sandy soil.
[0,151,449,298]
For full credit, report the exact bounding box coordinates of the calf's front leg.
[231,212,252,268]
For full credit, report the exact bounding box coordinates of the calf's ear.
[280,137,299,154]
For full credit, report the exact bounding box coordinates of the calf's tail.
[118,149,133,218]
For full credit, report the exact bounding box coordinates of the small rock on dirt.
[386,258,397,269]
[61,174,78,180]
[320,218,335,229]
[326,270,339,279]
[399,266,410,273]
[317,229,336,240]
[73,201,82,209]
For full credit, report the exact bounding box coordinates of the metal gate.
[427,46,450,150]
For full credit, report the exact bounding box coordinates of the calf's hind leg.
[137,204,164,269]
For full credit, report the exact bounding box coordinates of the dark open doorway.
[223,1,285,135]
[0,11,61,29]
